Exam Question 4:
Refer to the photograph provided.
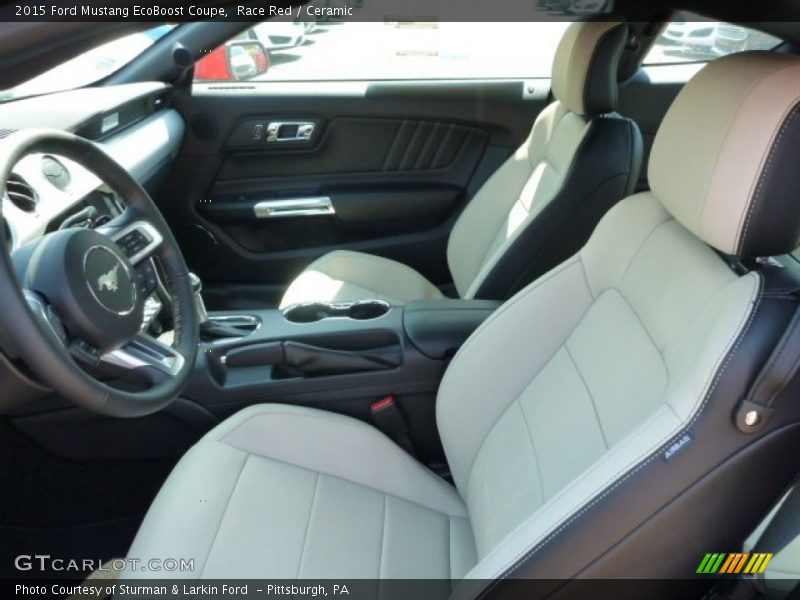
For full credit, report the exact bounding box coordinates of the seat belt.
[370,396,418,458]
[735,301,800,434]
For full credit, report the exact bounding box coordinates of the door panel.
[160,79,550,308]
[202,116,488,253]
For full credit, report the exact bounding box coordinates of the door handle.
[254,197,335,219]
[265,121,316,143]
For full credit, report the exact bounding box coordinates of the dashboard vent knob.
[4,174,38,213]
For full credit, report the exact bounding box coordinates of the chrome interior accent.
[253,197,334,219]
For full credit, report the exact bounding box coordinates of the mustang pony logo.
[97,264,120,293]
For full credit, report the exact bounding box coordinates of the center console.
[182,291,500,463]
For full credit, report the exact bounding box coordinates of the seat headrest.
[650,52,800,258]
[551,19,629,116]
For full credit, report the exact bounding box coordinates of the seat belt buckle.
[370,396,417,457]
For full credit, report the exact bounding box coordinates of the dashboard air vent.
[4,174,38,213]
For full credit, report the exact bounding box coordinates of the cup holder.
[284,300,390,324]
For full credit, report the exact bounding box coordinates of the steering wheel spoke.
[98,216,164,266]
[23,290,68,347]
[99,333,186,383]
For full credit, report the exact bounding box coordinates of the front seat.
[279,19,642,308]
[126,52,800,595]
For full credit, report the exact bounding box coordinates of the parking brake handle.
[223,340,401,377]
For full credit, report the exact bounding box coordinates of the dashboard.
[0,82,185,331]
[1,82,184,251]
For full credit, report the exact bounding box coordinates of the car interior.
[2,1,800,598]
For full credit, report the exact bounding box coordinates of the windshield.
[0,24,175,103]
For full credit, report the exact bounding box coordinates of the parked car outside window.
[646,13,780,64]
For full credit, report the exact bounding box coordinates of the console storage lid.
[403,299,501,360]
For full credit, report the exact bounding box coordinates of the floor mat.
[0,419,175,580]
[0,517,141,580]
[0,420,174,529]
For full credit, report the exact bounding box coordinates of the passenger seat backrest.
[446,19,641,301]
[439,51,800,588]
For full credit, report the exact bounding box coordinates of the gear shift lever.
[189,272,259,341]
[189,272,208,324]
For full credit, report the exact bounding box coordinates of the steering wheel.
[0,130,198,417]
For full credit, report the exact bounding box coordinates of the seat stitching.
[577,203,671,297]
[460,282,644,497]
[729,69,800,252]
[467,272,759,588]
[378,493,387,585]
[462,291,594,497]
[505,275,760,571]
[489,273,762,583]
[454,258,593,491]
[475,126,641,301]
[219,411,460,504]
[490,270,698,517]
[473,398,665,552]
[466,148,584,298]
[469,112,591,295]
[218,440,465,518]
[447,515,453,583]
[541,109,590,176]
[197,453,249,578]
[515,398,547,503]
[564,344,610,450]
[737,101,800,254]
[658,286,732,359]
[577,255,596,302]
[617,218,674,290]
[295,472,320,579]
[611,288,668,357]
[446,257,584,363]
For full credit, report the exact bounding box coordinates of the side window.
[194,21,571,83]
[645,14,780,65]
